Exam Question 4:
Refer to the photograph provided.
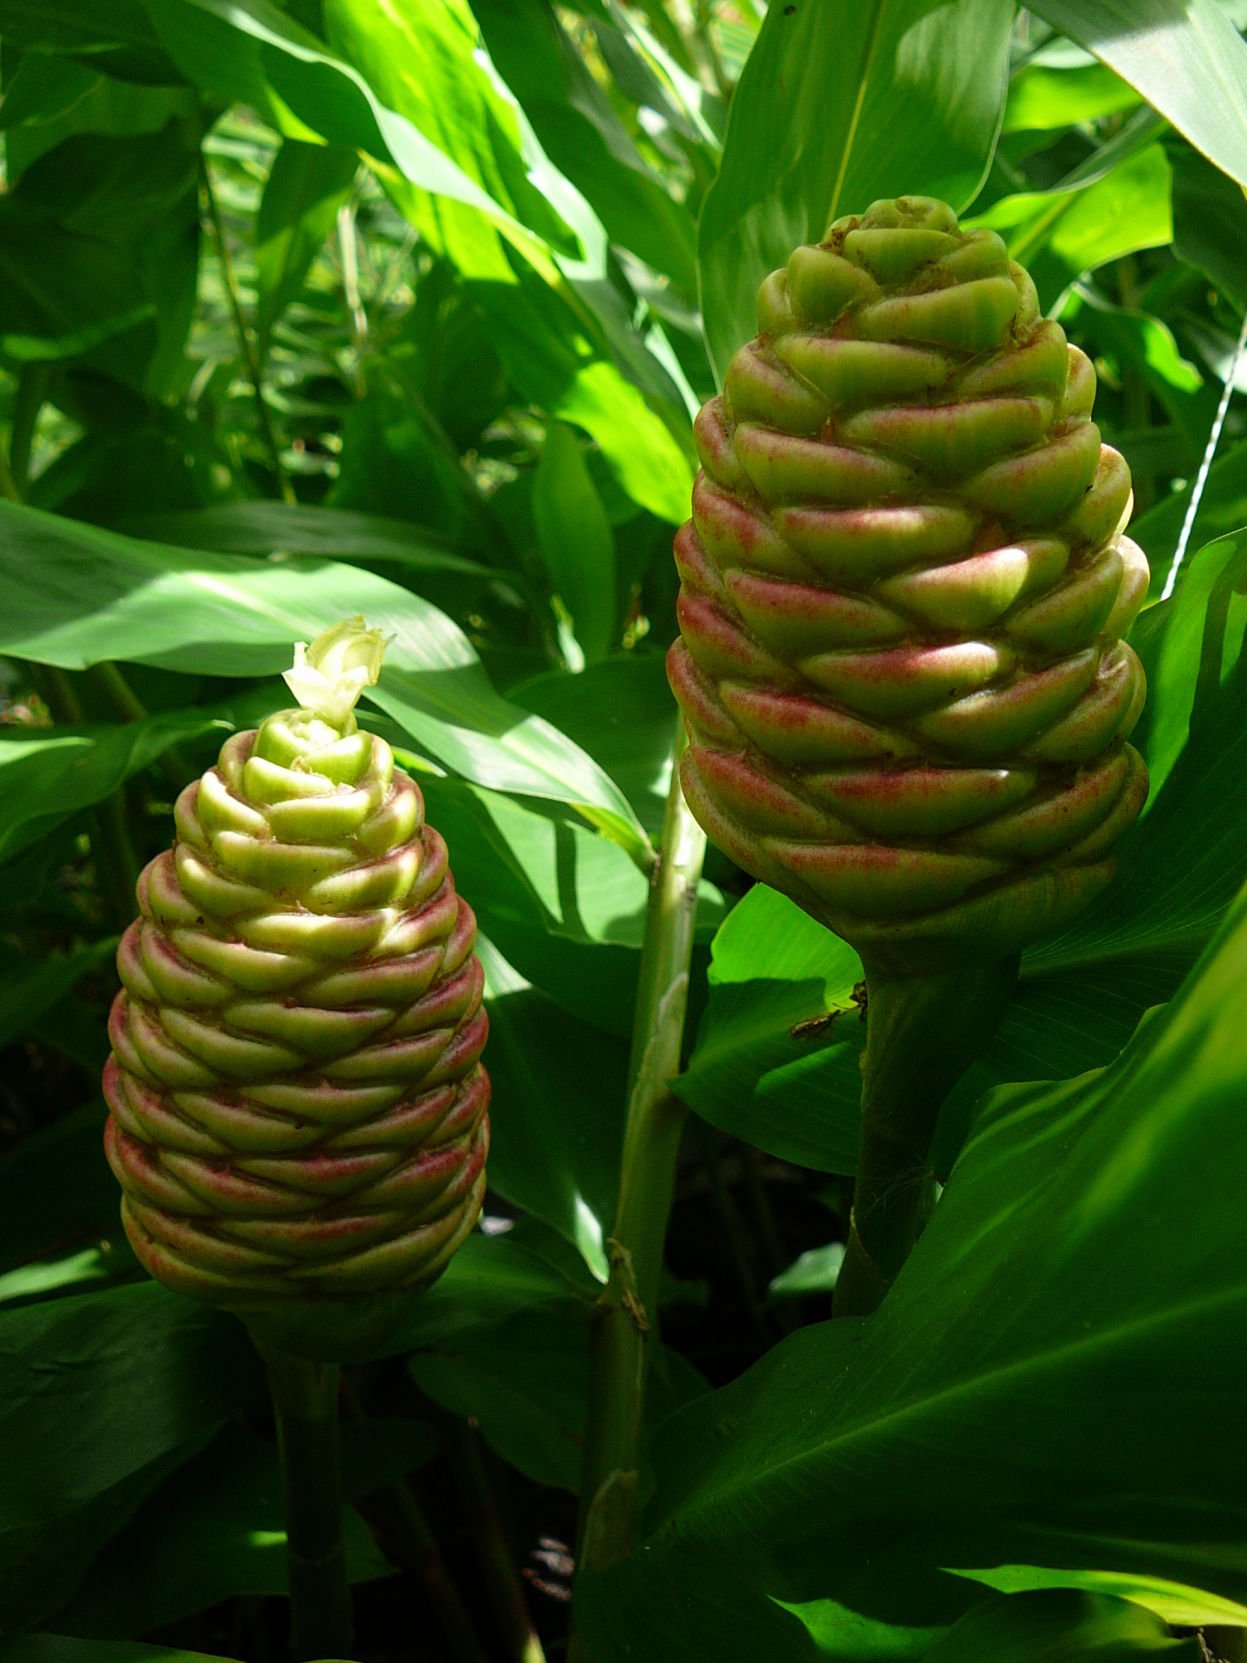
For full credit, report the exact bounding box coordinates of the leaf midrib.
[654,1280,1245,1542]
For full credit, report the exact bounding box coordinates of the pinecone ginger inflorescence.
[669,196,1148,968]
[104,619,489,1356]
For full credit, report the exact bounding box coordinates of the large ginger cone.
[104,620,489,1359]
[669,196,1149,970]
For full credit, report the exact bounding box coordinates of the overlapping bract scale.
[105,708,489,1325]
[669,196,1148,964]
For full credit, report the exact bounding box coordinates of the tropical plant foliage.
[2,1,1247,1660]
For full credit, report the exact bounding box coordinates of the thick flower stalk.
[669,195,1148,969]
[104,618,489,1358]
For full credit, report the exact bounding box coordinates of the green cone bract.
[104,621,489,1354]
[669,196,1148,966]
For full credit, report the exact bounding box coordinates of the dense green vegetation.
[2,2,1247,1661]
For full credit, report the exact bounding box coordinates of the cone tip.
[282,615,388,729]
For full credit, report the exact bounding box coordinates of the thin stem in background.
[9,364,50,500]
[575,723,707,1582]
[690,1119,771,1350]
[740,1143,799,1335]
[1160,304,1247,602]
[356,1472,488,1663]
[337,198,369,396]
[88,662,190,792]
[27,663,141,930]
[448,1418,549,1663]
[200,157,297,506]
[259,1345,354,1663]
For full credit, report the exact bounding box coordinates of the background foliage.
[2,1,1247,1659]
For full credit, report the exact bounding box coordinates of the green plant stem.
[28,663,141,928]
[833,955,1019,1318]
[90,660,147,724]
[259,1344,353,1663]
[576,726,707,1577]
[9,364,49,500]
[200,157,296,505]
[357,1473,487,1663]
[87,662,190,791]
[448,1419,549,1663]
[691,1120,770,1349]
[741,1144,799,1335]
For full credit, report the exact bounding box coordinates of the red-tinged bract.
[669,196,1148,966]
[104,620,489,1357]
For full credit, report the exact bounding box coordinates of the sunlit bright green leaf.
[1026,0,1247,191]
[0,500,649,860]
[580,877,1247,1658]
[698,0,1014,380]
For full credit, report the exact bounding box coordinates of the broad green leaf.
[321,0,577,250]
[468,0,697,291]
[58,1420,430,1634]
[697,0,1015,381]
[0,942,114,1050]
[0,56,103,132]
[372,1223,597,1354]
[324,0,696,522]
[122,502,492,581]
[0,709,226,865]
[420,773,721,1035]
[580,879,1247,1659]
[1170,143,1247,310]
[143,0,542,237]
[0,0,163,55]
[1128,532,1247,800]
[768,1243,846,1305]
[0,500,649,860]
[1130,440,1247,578]
[254,139,359,357]
[410,1307,592,1491]
[3,78,193,183]
[0,1248,123,1308]
[0,201,154,364]
[410,1304,704,1493]
[0,1106,121,1278]
[924,1589,1200,1660]
[1063,288,1209,453]
[533,422,618,666]
[1004,59,1140,132]
[417,780,645,1036]
[969,141,1172,309]
[1,1643,240,1663]
[9,122,201,395]
[1026,0,1247,192]
[477,937,629,1278]
[511,654,679,835]
[147,0,698,527]
[0,1283,261,1627]
[955,1566,1247,1632]
[426,779,654,950]
[675,884,865,1174]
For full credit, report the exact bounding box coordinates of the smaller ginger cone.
[669,195,1148,972]
[104,619,489,1359]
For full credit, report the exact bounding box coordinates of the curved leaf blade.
[698,0,1015,381]
[0,500,649,859]
[1026,0,1247,191]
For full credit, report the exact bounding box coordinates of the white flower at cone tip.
[282,615,388,730]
